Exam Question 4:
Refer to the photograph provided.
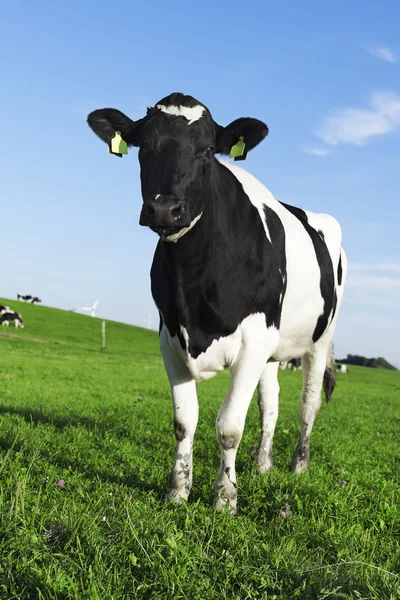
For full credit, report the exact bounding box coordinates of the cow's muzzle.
[139,195,190,230]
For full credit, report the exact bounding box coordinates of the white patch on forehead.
[156,104,205,125]
[163,213,203,243]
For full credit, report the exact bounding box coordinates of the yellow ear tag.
[108,131,128,158]
[229,136,247,160]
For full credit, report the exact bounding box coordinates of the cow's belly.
[161,322,242,382]
[187,333,242,381]
[272,322,319,362]
[160,314,277,382]
[272,283,325,361]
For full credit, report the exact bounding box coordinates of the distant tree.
[339,354,397,370]
[374,357,397,370]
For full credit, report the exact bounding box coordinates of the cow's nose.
[143,195,185,226]
[169,200,184,218]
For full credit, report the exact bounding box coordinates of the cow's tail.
[323,343,336,402]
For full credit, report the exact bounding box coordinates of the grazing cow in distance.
[337,364,348,373]
[288,357,301,371]
[17,294,41,304]
[0,310,24,328]
[279,358,302,371]
[88,92,347,514]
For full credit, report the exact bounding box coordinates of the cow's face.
[136,98,217,239]
[88,93,268,240]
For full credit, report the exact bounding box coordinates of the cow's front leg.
[166,377,198,503]
[160,327,199,504]
[215,321,279,514]
[161,338,198,504]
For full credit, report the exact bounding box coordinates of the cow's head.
[87,93,268,240]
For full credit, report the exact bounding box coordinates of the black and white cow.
[18,294,32,302]
[88,93,347,513]
[288,357,302,371]
[17,294,41,304]
[0,310,24,328]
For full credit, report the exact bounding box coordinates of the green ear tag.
[229,136,247,160]
[108,131,128,157]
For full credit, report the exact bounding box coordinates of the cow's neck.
[162,160,246,278]
[157,160,257,325]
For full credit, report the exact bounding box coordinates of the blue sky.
[1,1,399,366]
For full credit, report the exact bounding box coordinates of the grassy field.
[0,298,399,599]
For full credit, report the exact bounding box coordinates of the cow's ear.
[215,118,268,155]
[87,108,143,146]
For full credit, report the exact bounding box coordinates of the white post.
[102,320,106,349]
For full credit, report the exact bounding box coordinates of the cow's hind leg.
[257,361,280,474]
[291,339,335,473]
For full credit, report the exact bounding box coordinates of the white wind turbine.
[144,313,152,329]
[73,297,102,318]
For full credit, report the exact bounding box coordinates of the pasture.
[0,299,399,599]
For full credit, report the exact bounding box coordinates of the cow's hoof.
[214,479,237,515]
[214,494,237,516]
[257,448,273,474]
[291,461,309,474]
[258,462,274,475]
[291,443,310,473]
[165,489,189,505]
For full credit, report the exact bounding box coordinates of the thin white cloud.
[345,263,400,311]
[350,262,400,274]
[338,259,400,367]
[346,274,400,290]
[316,90,400,146]
[369,46,397,64]
[343,295,399,310]
[346,312,400,330]
[302,146,330,157]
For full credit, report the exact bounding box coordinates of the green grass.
[0,298,159,355]
[0,299,399,599]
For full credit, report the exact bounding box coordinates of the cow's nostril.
[170,202,183,217]
[147,202,156,216]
